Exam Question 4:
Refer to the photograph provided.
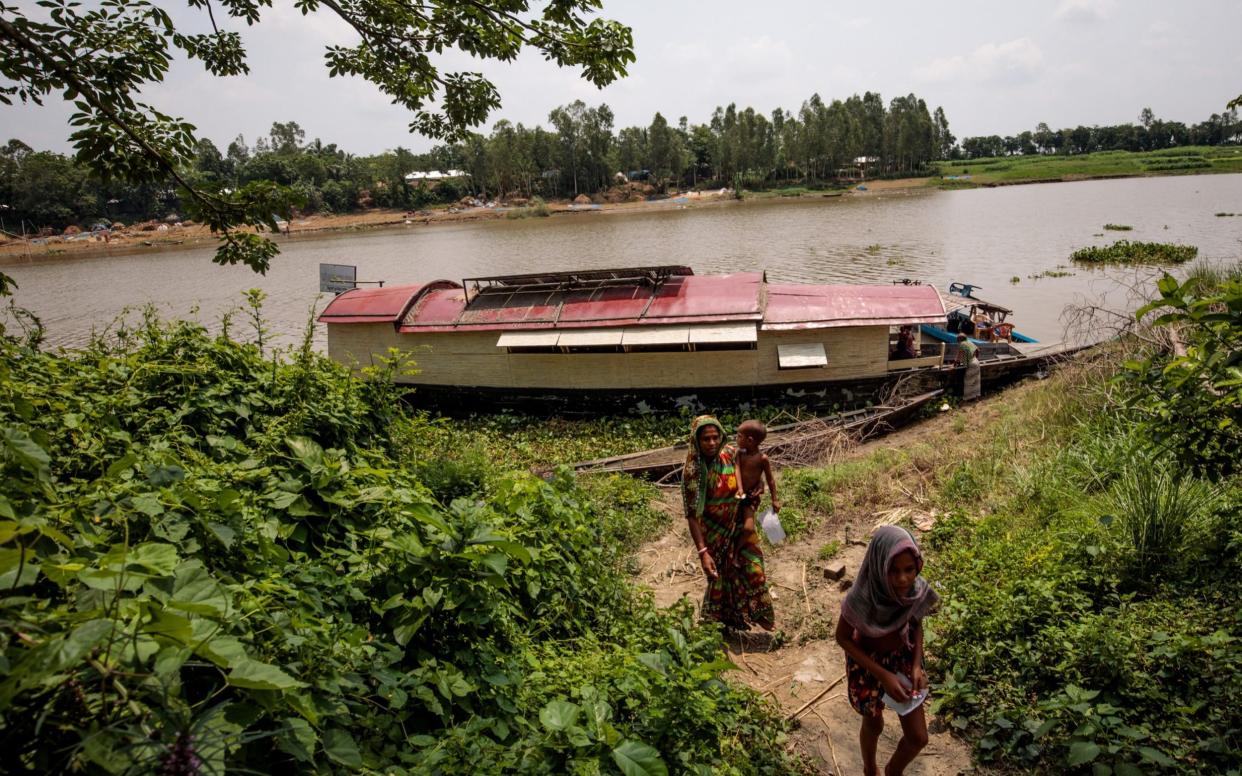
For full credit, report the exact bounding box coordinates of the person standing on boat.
[954,333,981,401]
[682,415,776,632]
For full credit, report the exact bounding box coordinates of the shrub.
[0,300,804,774]
[1102,466,1218,588]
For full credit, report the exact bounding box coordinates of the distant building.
[403,170,470,188]
[836,156,881,180]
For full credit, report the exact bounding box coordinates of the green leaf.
[127,542,179,575]
[286,435,324,467]
[540,700,581,732]
[479,553,508,576]
[323,727,362,768]
[208,522,236,548]
[131,492,165,516]
[227,658,306,690]
[2,427,51,481]
[1138,747,1175,767]
[611,740,668,776]
[169,560,229,617]
[0,547,39,588]
[277,717,318,762]
[1067,740,1101,766]
[152,644,190,675]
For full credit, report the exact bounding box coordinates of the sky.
[3,0,1240,156]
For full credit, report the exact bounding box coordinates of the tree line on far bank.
[955,107,1241,159]
[0,91,949,231]
[4,98,1242,234]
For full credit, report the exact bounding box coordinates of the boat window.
[777,343,828,369]
[625,343,692,353]
[556,329,625,348]
[692,341,757,351]
[496,331,560,349]
[621,326,689,347]
[563,345,625,353]
[688,322,758,346]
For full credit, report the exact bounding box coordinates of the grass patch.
[933,146,1242,185]
[1071,240,1197,265]
[504,196,551,218]
[1102,223,1132,231]
[816,539,842,560]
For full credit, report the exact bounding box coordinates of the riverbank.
[0,188,742,262]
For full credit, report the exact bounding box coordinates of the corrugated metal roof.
[397,271,765,333]
[762,283,945,330]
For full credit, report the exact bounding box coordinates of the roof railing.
[461,265,692,305]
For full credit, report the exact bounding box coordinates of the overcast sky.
[4,0,1240,156]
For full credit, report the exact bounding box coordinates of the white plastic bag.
[758,508,785,544]
[881,673,928,716]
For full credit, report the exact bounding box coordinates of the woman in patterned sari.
[681,415,775,631]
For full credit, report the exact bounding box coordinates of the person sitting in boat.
[682,415,775,632]
[970,312,991,339]
[894,326,919,360]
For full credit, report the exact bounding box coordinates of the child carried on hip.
[734,419,779,550]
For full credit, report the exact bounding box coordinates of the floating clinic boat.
[318,265,1063,413]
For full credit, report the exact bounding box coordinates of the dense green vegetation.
[957,107,1240,159]
[1,88,951,233]
[924,265,1242,773]
[0,0,635,272]
[0,296,804,773]
[938,146,1242,185]
[1070,240,1198,265]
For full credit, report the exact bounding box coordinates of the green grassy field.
[934,145,1242,186]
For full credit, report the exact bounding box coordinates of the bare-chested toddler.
[735,420,779,546]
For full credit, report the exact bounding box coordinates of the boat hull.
[396,348,1069,416]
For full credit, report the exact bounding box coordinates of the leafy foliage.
[0,0,634,271]
[1120,267,1242,478]
[925,328,1242,773]
[0,299,801,773]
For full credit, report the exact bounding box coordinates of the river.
[5,174,1241,351]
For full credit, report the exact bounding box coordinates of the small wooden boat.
[318,266,1074,414]
[919,282,1037,361]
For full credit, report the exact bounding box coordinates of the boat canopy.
[762,283,946,330]
[318,265,947,332]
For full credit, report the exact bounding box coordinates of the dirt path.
[633,406,984,775]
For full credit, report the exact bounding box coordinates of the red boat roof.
[317,269,945,331]
[317,280,459,324]
[762,283,945,330]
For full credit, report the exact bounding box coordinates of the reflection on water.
[6,174,1241,350]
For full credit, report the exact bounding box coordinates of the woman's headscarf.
[681,415,726,519]
[840,525,938,638]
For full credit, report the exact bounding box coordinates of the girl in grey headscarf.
[835,525,939,776]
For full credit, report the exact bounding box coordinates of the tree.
[0,1,634,272]
[1139,106,1155,129]
[268,121,306,155]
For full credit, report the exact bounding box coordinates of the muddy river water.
[5,174,1241,351]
